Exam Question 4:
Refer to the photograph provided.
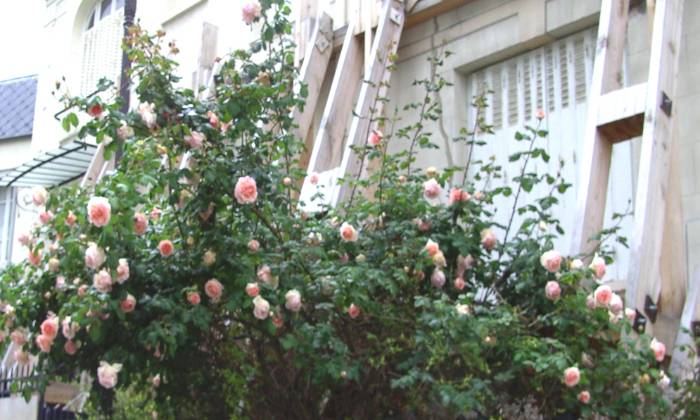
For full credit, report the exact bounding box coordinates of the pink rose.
[535,109,546,120]
[65,211,77,226]
[272,313,284,328]
[474,191,484,201]
[454,277,466,290]
[93,269,112,293]
[84,243,106,270]
[62,317,79,340]
[539,250,562,273]
[609,293,623,314]
[309,173,319,185]
[97,361,122,389]
[205,279,223,302]
[448,188,470,205]
[55,275,66,290]
[586,294,596,309]
[35,334,53,353]
[248,240,260,252]
[590,255,606,279]
[480,229,497,251]
[252,295,270,319]
[257,265,272,283]
[624,308,636,323]
[594,285,612,306]
[120,294,136,313]
[10,329,27,346]
[187,291,201,305]
[431,269,446,288]
[285,289,302,312]
[48,257,60,272]
[39,211,53,224]
[564,367,580,387]
[545,281,561,300]
[184,131,205,149]
[234,176,258,204]
[28,249,42,266]
[242,1,262,24]
[116,258,129,283]
[368,130,383,147]
[150,207,162,221]
[18,232,31,246]
[339,222,359,242]
[245,282,260,298]
[87,196,111,227]
[77,285,88,297]
[32,186,48,206]
[347,303,361,319]
[117,123,134,140]
[64,340,77,356]
[456,303,471,315]
[158,240,174,257]
[138,103,156,128]
[578,390,590,404]
[650,338,666,362]
[130,212,148,236]
[423,179,441,200]
[456,254,474,278]
[424,239,439,257]
[207,111,219,128]
[41,316,59,339]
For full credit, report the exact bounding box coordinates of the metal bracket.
[660,91,673,117]
[633,310,647,334]
[390,7,402,25]
[644,295,658,323]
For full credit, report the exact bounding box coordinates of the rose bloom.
[150,207,162,221]
[35,334,53,353]
[97,361,122,389]
[590,255,606,279]
[659,371,671,389]
[563,367,580,387]
[207,111,220,128]
[158,240,174,257]
[609,293,623,314]
[88,103,103,118]
[454,277,466,290]
[138,102,156,128]
[456,254,474,278]
[248,239,260,252]
[423,178,441,200]
[93,269,112,293]
[448,188,470,205]
[86,196,110,227]
[624,307,636,323]
[234,176,258,204]
[32,186,48,206]
[431,269,446,288]
[535,109,546,120]
[368,130,383,146]
[285,289,302,312]
[578,391,591,404]
[132,212,148,235]
[117,123,134,140]
[593,284,612,306]
[474,191,485,201]
[184,131,205,149]
[455,303,471,315]
[545,281,561,300]
[85,242,106,270]
[77,285,88,297]
[650,338,666,362]
[55,275,66,290]
[205,279,224,302]
[245,282,260,298]
[424,239,440,257]
[41,316,59,339]
[569,259,584,270]
[347,303,361,319]
[65,211,77,227]
[28,249,41,266]
[539,250,562,273]
[309,172,319,185]
[17,232,31,246]
[585,294,596,309]
[184,291,200,305]
[480,229,497,251]
[339,222,359,242]
[64,340,78,356]
[257,265,272,283]
[116,258,130,283]
[48,257,60,273]
[242,1,262,24]
[62,317,79,340]
[39,211,53,224]
[10,329,27,346]
[121,294,136,313]
[253,295,270,320]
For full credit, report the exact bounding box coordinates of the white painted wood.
[80,142,106,187]
[670,266,700,380]
[596,82,647,128]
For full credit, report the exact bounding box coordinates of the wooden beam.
[80,142,106,188]
[405,0,474,28]
[596,82,646,142]
[570,0,630,256]
[295,12,334,173]
[670,266,700,379]
[332,0,404,205]
[625,0,685,345]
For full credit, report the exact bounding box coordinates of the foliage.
[0,1,682,418]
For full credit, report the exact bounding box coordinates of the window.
[0,188,17,266]
[80,0,125,95]
[83,0,124,32]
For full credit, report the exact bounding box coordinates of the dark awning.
[0,141,98,188]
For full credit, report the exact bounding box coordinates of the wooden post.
[670,266,700,379]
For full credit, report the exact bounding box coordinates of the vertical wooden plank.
[80,143,106,188]
[197,22,218,92]
[295,12,334,173]
[670,266,700,379]
[332,0,404,205]
[364,0,372,76]
[625,0,684,345]
[570,0,630,257]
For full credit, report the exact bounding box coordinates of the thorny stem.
[461,102,485,186]
[378,110,399,207]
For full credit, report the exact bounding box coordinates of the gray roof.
[0,75,38,141]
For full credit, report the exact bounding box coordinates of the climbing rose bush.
[0,1,681,418]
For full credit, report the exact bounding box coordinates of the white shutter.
[80,8,124,95]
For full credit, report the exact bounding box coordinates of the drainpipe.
[116,0,137,162]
